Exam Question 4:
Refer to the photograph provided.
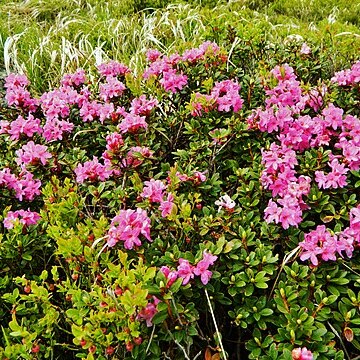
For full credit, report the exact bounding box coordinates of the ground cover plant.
[1,38,360,360]
[1,1,360,360]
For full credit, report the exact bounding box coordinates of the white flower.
[215,194,236,211]
[300,43,311,55]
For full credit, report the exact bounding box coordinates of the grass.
[0,0,359,93]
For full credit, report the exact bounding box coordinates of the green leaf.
[151,310,168,325]
[260,308,273,316]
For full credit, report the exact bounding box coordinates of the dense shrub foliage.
[0,39,360,360]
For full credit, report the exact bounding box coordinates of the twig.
[205,289,227,360]
[146,325,156,354]
[269,245,300,299]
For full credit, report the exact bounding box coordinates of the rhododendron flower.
[350,205,360,232]
[16,141,52,166]
[315,158,348,189]
[159,193,175,217]
[129,95,158,116]
[8,114,42,140]
[193,170,207,183]
[4,209,41,229]
[160,266,178,286]
[107,208,151,249]
[141,179,167,203]
[99,77,126,101]
[137,296,160,327]
[332,61,360,86]
[61,69,86,87]
[105,132,124,153]
[146,49,162,62]
[160,69,188,93]
[74,157,112,183]
[42,119,74,142]
[291,347,313,360]
[215,194,236,211]
[0,120,10,134]
[211,79,243,112]
[193,251,218,285]
[299,225,337,266]
[10,170,42,201]
[125,146,153,167]
[177,259,195,285]
[119,113,148,134]
[97,61,130,78]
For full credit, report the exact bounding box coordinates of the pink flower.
[211,79,243,112]
[16,141,52,166]
[8,114,42,140]
[159,69,188,93]
[141,179,167,203]
[12,171,41,201]
[42,119,74,142]
[119,113,148,134]
[125,146,153,168]
[350,205,360,232]
[129,95,158,116]
[61,69,86,87]
[177,259,194,285]
[299,225,337,266]
[193,170,207,183]
[97,61,130,78]
[146,49,162,62]
[74,157,112,183]
[159,193,175,217]
[99,77,126,101]
[107,208,151,249]
[160,266,178,286]
[193,251,218,285]
[4,209,41,229]
[137,296,160,327]
[291,347,313,360]
[105,132,124,153]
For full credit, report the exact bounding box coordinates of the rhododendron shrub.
[0,40,360,360]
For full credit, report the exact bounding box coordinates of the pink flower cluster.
[4,209,41,229]
[99,77,126,101]
[129,95,159,116]
[143,42,224,93]
[299,205,360,266]
[137,296,160,327]
[4,74,38,111]
[315,158,348,189]
[189,79,243,116]
[97,61,130,78]
[74,156,112,183]
[261,143,311,229]
[291,347,313,360]
[249,63,360,230]
[8,114,42,141]
[61,69,87,88]
[331,61,360,87]
[16,141,52,167]
[161,250,218,286]
[107,208,151,249]
[0,168,41,201]
[140,179,175,218]
[119,113,148,134]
